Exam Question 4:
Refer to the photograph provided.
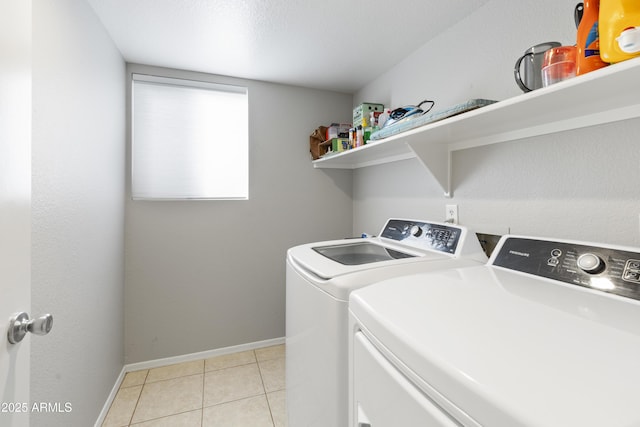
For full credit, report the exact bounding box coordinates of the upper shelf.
[312,56,640,196]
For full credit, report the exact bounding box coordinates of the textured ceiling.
[87,0,489,93]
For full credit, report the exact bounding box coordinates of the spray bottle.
[377,108,391,128]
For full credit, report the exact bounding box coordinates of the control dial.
[410,225,422,237]
[577,253,605,274]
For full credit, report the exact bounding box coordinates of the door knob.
[7,312,53,344]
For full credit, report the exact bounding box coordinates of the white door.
[0,2,32,426]
[352,332,461,427]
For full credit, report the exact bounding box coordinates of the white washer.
[286,218,487,427]
[349,235,640,426]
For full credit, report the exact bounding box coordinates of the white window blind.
[131,74,248,200]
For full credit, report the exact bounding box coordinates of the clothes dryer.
[286,218,487,427]
[349,235,640,426]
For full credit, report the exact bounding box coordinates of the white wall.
[125,64,353,363]
[353,0,640,246]
[31,1,125,426]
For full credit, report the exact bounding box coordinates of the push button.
[623,259,640,283]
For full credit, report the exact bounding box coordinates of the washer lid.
[288,237,449,280]
[350,265,640,427]
[312,242,416,265]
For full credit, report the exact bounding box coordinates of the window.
[131,74,249,200]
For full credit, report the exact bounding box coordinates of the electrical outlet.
[445,204,458,224]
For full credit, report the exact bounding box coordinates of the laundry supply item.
[377,108,391,128]
[576,0,609,75]
[331,138,349,152]
[353,103,384,128]
[326,123,351,140]
[599,0,640,62]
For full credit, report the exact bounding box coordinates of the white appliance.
[349,235,640,426]
[286,218,487,427]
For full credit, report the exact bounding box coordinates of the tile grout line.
[255,350,277,427]
[201,362,205,427]
[202,391,266,409]
[128,409,205,426]
[133,370,204,387]
[126,370,148,427]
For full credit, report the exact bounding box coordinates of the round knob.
[577,253,605,274]
[27,314,53,336]
[410,225,422,237]
[7,312,54,344]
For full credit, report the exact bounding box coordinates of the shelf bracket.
[406,141,452,198]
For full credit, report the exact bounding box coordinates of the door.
[352,332,462,427]
[1,1,32,426]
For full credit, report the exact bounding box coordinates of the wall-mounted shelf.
[312,57,640,197]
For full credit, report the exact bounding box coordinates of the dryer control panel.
[379,219,462,254]
[492,237,640,301]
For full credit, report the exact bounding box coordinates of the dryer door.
[353,332,461,427]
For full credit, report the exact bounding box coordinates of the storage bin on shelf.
[309,125,329,160]
[310,124,352,159]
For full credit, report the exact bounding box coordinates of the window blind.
[131,74,249,200]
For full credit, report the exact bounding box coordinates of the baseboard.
[94,366,126,427]
[124,336,285,372]
[94,336,285,427]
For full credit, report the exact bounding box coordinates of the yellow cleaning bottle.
[599,0,640,63]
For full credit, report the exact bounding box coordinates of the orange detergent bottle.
[599,0,640,63]
[576,0,609,74]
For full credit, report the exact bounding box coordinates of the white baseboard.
[124,336,285,372]
[94,337,285,427]
[94,366,126,427]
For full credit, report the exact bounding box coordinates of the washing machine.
[286,218,487,427]
[349,235,640,426]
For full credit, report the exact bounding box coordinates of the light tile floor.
[102,344,287,427]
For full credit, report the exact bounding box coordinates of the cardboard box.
[353,103,384,127]
[326,123,351,140]
[331,138,350,152]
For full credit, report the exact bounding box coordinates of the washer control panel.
[493,237,640,301]
[379,219,462,254]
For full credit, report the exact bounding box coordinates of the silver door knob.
[7,312,53,344]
